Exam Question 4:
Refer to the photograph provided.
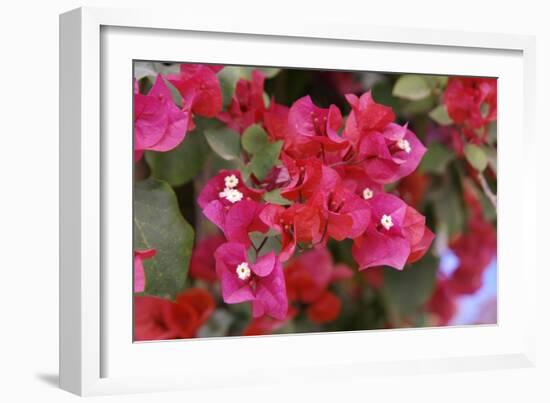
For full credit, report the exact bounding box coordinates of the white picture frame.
[59,6,537,396]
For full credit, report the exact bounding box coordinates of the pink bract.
[214,242,288,319]
[134,75,191,160]
[134,248,156,293]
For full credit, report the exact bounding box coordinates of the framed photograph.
[59,7,536,396]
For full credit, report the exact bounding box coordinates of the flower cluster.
[134,288,214,341]
[196,70,434,321]
[444,77,497,144]
[133,64,224,160]
[426,184,496,325]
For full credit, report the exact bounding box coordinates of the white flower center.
[219,188,244,203]
[380,214,394,230]
[397,139,411,154]
[236,262,251,280]
[362,187,374,200]
[224,174,239,188]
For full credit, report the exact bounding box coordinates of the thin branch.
[477,172,497,210]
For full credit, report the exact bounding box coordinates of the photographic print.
[133,62,497,341]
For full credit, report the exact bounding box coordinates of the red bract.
[260,203,323,261]
[448,186,496,295]
[134,288,214,341]
[402,206,435,264]
[448,218,496,294]
[285,248,334,303]
[397,170,429,208]
[342,93,427,184]
[218,70,266,133]
[263,101,290,141]
[189,235,226,282]
[243,306,297,336]
[279,156,339,202]
[426,278,457,326]
[308,183,371,241]
[285,248,352,304]
[352,193,433,270]
[134,248,156,293]
[198,170,264,234]
[288,96,348,151]
[214,242,288,319]
[344,91,395,143]
[444,77,497,132]
[134,75,191,160]
[306,291,342,324]
[167,63,223,118]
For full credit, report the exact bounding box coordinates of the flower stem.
[477,172,497,210]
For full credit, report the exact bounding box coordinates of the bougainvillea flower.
[243,306,297,336]
[352,193,412,270]
[426,278,457,326]
[306,291,342,324]
[288,95,348,150]
[218,70,266,133]
[189,235,226,282]
[134,248,156,293]
[444,77,497,130]
[285,248,334,303]
[279,156,340,201]
[447,186,496,295]
[134,296,177,341]
[448,219,496,294]
[308,183,371,241]
[359,123,427,184]
[335,165,384,200]
[214,242,288,319]
[260,203,323,261]
[134,75,191,159]
[171,288,215,337]
[397,170,429,208]
[343,91,395,144]
[362,266,385,290]
[133,288,214,341]
[198,170,264,232]
[167,63,223,117]
[263,100,290,141]
[224,199,270,247]
[401,206,435,264]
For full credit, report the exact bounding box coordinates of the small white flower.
[219,188,244,204]
[380,214,393,230]
[224,174,239,189]
[397,138,411,154]
[362,187,374,200]
[236,262,251,280]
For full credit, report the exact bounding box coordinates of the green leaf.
[217,67,241,108]
[249,141,283,181]
[432,180,465,239]
[429,104,453,126]
[134,178,195,299]
[204,127,241,160]
[264,188,292,206]
[381,253,438,321]
[419,143,454,174]
[134,62,156,80]
[164,78,182,107]
[464,143,488,171]
[145,117,219,186]
[392,75,432,101]
[242,124,269,154]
